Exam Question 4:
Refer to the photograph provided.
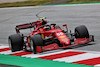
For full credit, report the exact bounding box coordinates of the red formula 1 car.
[8,17,94,54]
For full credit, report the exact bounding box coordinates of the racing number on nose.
[57,32,64,36]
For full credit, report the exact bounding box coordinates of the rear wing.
[15,21,41,33]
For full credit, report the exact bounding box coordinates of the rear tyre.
[30,34,43,54]
[75,25,89,38]
[8,34,24,52]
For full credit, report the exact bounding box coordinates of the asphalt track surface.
[0,4,100,52]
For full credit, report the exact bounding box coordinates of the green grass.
[0,0,59,8]
[65,0,100,4]
[0,54,94,67]
[0,0,100,8]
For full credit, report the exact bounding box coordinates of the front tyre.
[75,25,89,38]
[8,34,24,52]
[30,34,43,54]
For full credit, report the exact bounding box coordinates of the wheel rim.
[30,39,34,51]
[8,38,12,50]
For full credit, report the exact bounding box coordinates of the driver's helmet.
[44,26,50,31]
[42,20,47,25]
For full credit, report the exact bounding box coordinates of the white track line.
[22,49,74,58]
[53,53,100,63]
[0,50,24,55]
[70,49,100,54]
[95,64,100,67]
[0,46,9,49]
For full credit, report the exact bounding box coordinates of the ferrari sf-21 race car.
[8,18,94,54]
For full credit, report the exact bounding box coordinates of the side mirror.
[63,24,68,33]
[63,24,67,26]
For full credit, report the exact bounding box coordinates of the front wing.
[36,35,94,53]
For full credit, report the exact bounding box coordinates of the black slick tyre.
[30,34,43,54]
[8,34,24,52]
[75,25,89,38]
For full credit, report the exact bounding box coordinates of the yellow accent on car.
[39,17,46,20]
[41,34,44,39]
[28,38,30,43]
[62,38,67,40]
[59,36,65,38]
